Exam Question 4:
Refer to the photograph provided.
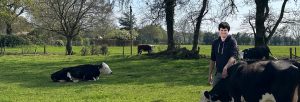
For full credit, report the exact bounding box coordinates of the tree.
[253,0,289,46]
[0,0,31,35]
[137,25,166,44]
[289,24,300,45]
[191,0,209,52]
[31,0,113,55]
[164,0,176,51]
[118,9,136,30]
[118,6,136,55]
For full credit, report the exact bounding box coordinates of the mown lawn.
[0,54,210,102]
[0,45,299,101]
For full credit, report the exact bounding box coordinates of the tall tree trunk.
[66,37,73,55]
[6,22,12,35]
[165,0,175,51]
[192,0,208,52]
[254,0,268,47]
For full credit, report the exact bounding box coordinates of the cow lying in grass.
[203,60,300,102]
[51,62,112,82]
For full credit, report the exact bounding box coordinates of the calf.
[137,44,154,54]
[204,60,300,102]
[51,62,112,82]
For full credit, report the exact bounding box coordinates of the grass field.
[0,45,299,101]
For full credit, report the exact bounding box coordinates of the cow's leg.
[272,81,297,102]
[298,84,300,102]
[242,91,261,102]
[232,95,242,102]
[293,85,298,102]
[230,87,242,102]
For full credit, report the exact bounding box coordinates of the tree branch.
[267,0,288,41]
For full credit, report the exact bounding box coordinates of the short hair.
[218,22,230,31]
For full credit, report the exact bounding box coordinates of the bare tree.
[290,24,300,45]
[31,0,113,55]
[253,0,289,46]
[191,0,209,52]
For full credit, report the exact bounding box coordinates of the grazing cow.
[137,44,154,55]
[51,62,112,82]
[204,60,300,102]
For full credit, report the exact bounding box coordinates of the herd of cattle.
[49,45,300,102]
[203,46,300,102]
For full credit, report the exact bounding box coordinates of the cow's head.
[242,46,270,60]
[99,62,112,75]
[204,79,231,102]
[203,62,246,102]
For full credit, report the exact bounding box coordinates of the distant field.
[2,45,299,58]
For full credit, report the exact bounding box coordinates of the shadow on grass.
[0,55,210,88]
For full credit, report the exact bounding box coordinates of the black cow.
[51,62,112,82]
[242,46,271,60]
[137,44,154,55]
[204,60,300,102]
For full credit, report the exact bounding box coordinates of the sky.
[114,0,300,34]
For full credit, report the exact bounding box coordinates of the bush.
[54,40,64,46]
[90,45,100,55]
[0,35,29,47]
[100,45,109,55]
[83,38,90,46]
[80,46,89,56]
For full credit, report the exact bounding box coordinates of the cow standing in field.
[203,60,300,102]
[51,62,112,82]
[137,44,154,55]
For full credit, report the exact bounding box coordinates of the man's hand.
[208,74,213,85]
[222,67,228,78]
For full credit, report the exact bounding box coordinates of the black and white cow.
[204,60,300,102]
[51,62,112,82]
[137,44,154,55]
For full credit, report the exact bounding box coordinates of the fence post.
[290,48,292,59]
[44,45,47,54]
[0,46,2,55]
[295,47,297,59]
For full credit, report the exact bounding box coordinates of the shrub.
[100,45,109,55]
[0,35,29,47]
[54,40,64,46]
[81,46,89,56]
[90,45,100,55]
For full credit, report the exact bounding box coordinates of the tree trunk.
[165,0,176,51]
[254,0,268,47]
[66,37,73,55]
[192,0,208,52]
[6,22,12,35]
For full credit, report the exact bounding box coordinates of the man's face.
[219,28,229,38]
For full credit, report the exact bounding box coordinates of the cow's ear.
[98,62,103,69]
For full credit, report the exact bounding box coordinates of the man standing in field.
[208,22,238,86]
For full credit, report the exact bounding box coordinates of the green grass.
[0,45,299,101]
[0,55,210,102]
